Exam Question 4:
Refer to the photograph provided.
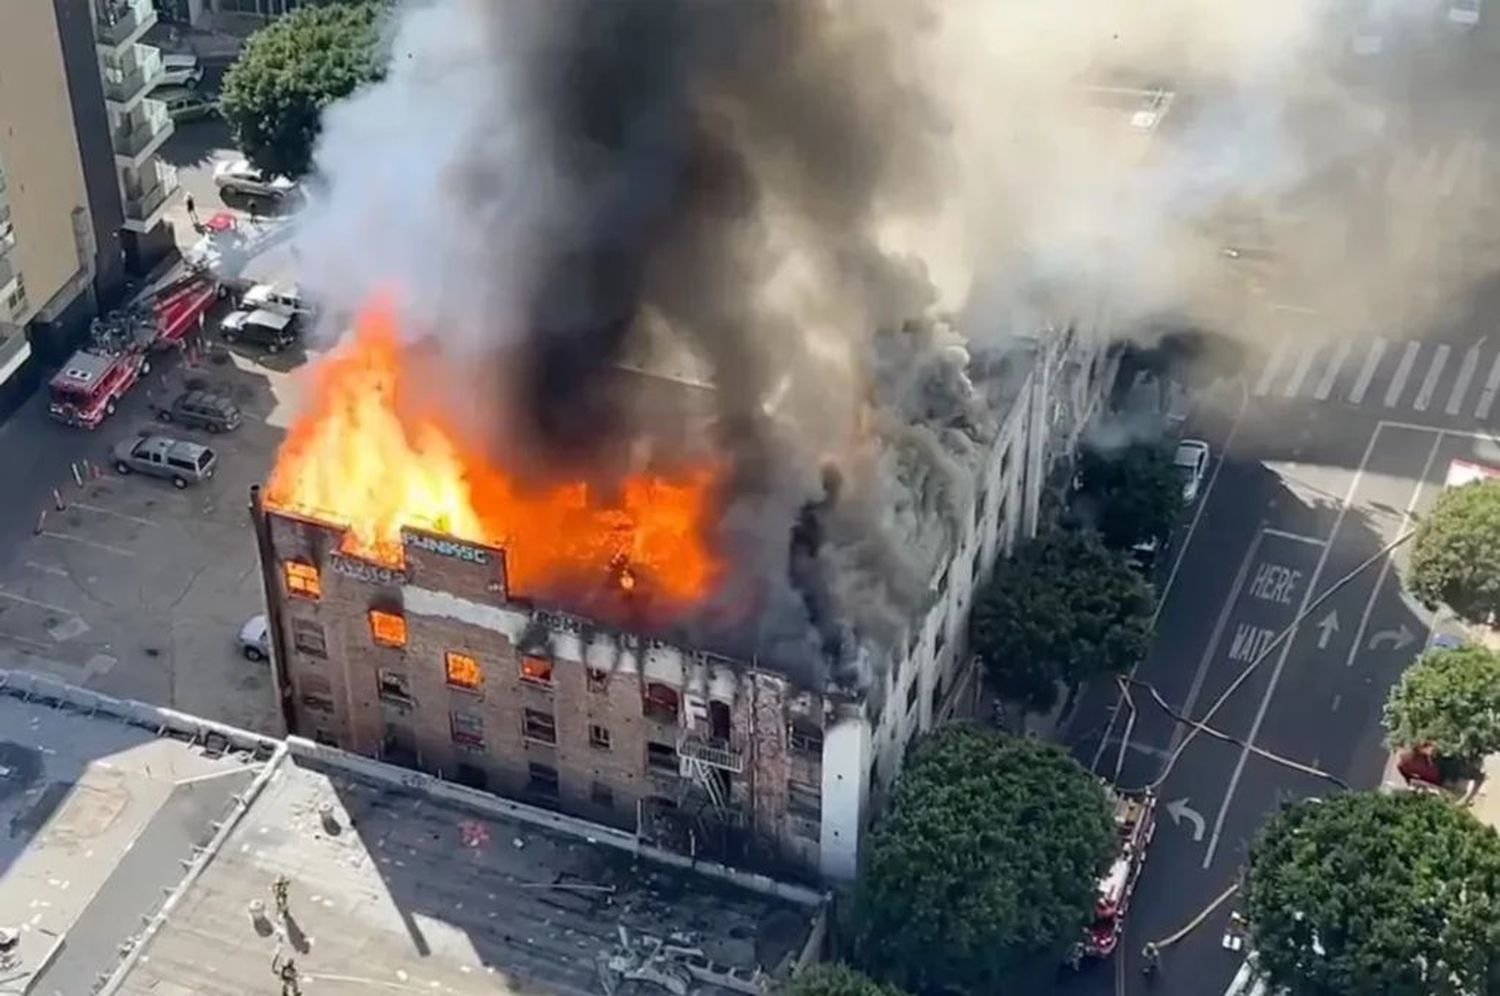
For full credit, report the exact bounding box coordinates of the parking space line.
[1260,527,1327,547]
[39,531,135,558]
[0,631,55,652]
[0,588,78,617]
[69,502,156,528]
[24,561,68,578]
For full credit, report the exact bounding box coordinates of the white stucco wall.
[819,715,870,880]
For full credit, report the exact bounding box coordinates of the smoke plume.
[294,0,1500,686]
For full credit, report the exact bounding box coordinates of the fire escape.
[676,699,744,827]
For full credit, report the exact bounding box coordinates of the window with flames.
[284,561,321,599]
[368,609,407,648]
[446,651,482,691]
[519,654,553,687]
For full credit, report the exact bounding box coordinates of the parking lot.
[0,326,312,734]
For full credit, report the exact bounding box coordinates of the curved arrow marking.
[1368,624,1414,652]
[1167,798,1206,842]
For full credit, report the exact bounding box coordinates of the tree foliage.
[1075,441,1182,550]
[1245,791,1500,996]
[970,529,1153,712]
[786,964,907,996]
[1383,643,1500,762]
[219,1,385,179]
[848,727,1115,994]
[1408,479,1500,623]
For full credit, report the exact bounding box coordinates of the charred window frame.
[906,675,920,714]
[522,708,557,745]
[930,673,945,719]
[378,668,412,704]
[587,667,610,694]
[450,709,485,749]
[642,682,680,723]
[291,618,326,659]
[528,762,559,798]
[284,561,320,599]
[788,721,823,756]
[589,724,612,750]
[299,674,334,713]
[520,654,553,688]
[646,740,678,774]
[788,778,822,821]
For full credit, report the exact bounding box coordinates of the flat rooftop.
[0,672,823,996]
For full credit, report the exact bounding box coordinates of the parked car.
[112,433,217,488]
[239,615,271,662]
[159,53,204,88]
[150,84,216,123]
[153,388,242,433]
[1131,532,1168,572]
[240,282,311,320]
[213,159,296,201]
[1174,439,1211,503]
[220,308,298,352]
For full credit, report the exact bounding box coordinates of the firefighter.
[272,874,290,918]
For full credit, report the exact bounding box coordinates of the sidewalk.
[145,17,253,65]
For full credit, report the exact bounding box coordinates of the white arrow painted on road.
[1315,610,1340,650]
[1368,624,1415,652]
[1167,798,1206,842]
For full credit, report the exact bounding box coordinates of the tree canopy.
[1383,643,1500,762]
[219,1,386,179]
[970,528,1153,712]
[1075,441,1182,550]
[847,727,1115,994]
[1245,791,1500,996]
[1408,479,1500,623]
[786,964,908,996]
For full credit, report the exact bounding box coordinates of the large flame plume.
[265,300,724,616]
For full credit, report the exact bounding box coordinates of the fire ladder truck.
[1069,785,1158,968]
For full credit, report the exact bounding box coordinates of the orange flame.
[264,300,724,611]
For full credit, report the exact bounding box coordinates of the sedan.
[1174,439,1211,504]
[213,159,296,200]
[239,614,271,662]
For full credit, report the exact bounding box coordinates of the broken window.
[284,561,320,599]
[450,710,485,748]
[299,674,334,713]
[931,675,945,719]
[788,778,822,821]
[591,781,614,808]
[528,762,559,798]
[934,617,948,656]
[445,651,481,691]
[587,667,610,694]
[377,669,412,704]
[646,740,678,774]
[788,721,823,756]
[519,654,553,687]
[642,682,680,723]
[522,708,557,745]
[368,608,407,648]
[906,676,920,713]
[455,763,487,790]
[291,618,326,658]
[589,724,612,750]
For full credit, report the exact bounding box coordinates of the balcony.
[95,0,157,52]
[0,330,30,385]
[113,99,173,165]
[677,732,745,773]
[101,44,162,107]
[122,162,179,232]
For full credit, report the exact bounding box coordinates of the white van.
[240,282,310,320]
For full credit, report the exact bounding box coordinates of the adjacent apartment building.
[0,0,181,414]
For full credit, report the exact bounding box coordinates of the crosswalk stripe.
[1253,339,1291,397]
[1412,344,1450,412]
[1384,342,1420,408]
[1283,341,1321,398]
[1313,340,1352,401]
[1347,338,1387,404]
[1447,343,1483,416]
[1477,352,1500,421]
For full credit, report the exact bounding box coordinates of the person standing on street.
[185,193,199,231]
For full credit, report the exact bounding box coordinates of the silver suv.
[112,434,217,489]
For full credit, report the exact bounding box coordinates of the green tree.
[1383,643,1500,764]
[1075,441,1182,550]
[1245,791,1500,996]
[219,1,386,179]
[970,529,1153,712]
[848,727,1114,994]
[786,964,907,996]
[1408,479,1500,623]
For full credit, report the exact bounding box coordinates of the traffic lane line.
[1200,423,1438,868]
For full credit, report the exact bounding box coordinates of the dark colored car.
[220,308,298,352]
[154,389,242,433]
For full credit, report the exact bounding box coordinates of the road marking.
[1203,423,1386,870]
[1260,527,1326,547]
[1343,434,1441,671]
[1384,342,1421,408]
[1283,341,1320,398]
[1412,343,1450,412]
[1330,693,1342,712]
[0,587,77,617]
[1447,342,1483,416]
[39,531,135,558]
[69,502,156,528]
[1476,353,1500,420]
[24,561,68,578]
[1253,341,1290,397]
[0,630,55,651]
[1312,339,1351,401]
[1348,338,1387,405]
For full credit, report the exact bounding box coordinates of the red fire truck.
[47,274,215,429]
[1070,787,1157,966]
